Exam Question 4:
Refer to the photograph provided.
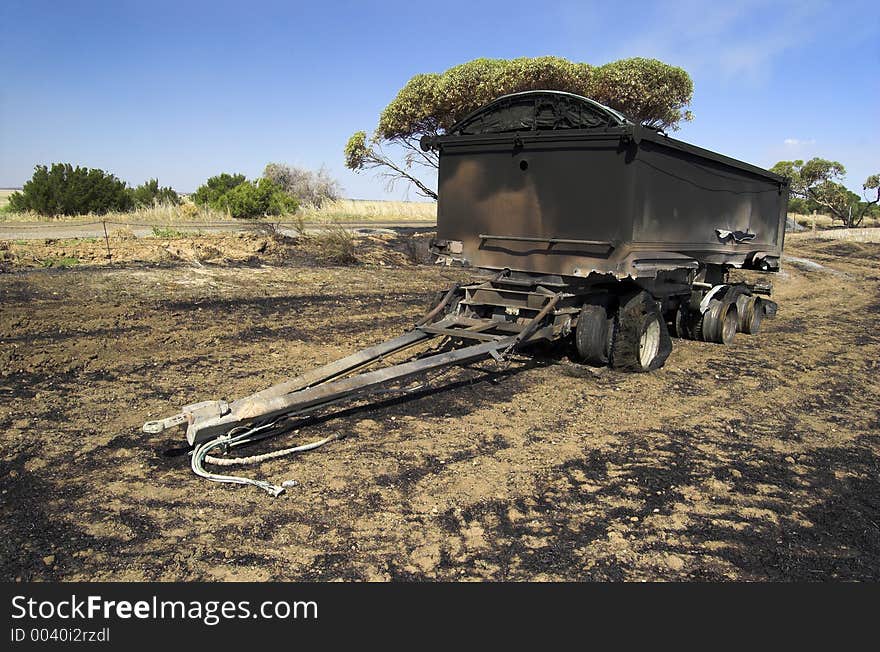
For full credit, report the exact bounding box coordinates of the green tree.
[770,159,880,227]
[191,173,247,207]
[192,173,297,218]
[131,178,180,207]
[787,197,809,214]
[345,56,694,198]
[9,163,133,216]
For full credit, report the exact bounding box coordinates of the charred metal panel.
[435,134,634,276]
[430,91,788,280]
[630,135,787,267]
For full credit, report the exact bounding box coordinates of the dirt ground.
[1,233,878,581]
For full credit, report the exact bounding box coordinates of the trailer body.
[428,90,788,281]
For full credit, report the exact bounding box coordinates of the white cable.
[204,433,340,466]
[190,435,286,497]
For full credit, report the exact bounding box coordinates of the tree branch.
[806,187,846,221]
[853,186,880,227]
[363,146,437,199]
[397,137,439,170]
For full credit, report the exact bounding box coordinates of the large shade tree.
[345,56,694,198]
[770,158,880,228]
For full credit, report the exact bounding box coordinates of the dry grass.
[789,212,880,229]
[0,198,436,225]
[299,198,435,223]
[310,223,359,264]
[0,201,225,224]
[787,227,880,243]
[14,198,875,231]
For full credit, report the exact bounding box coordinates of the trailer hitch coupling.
[142,400,229,434]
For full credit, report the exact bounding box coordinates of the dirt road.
[0,220,434,241]
[1,235,878,580]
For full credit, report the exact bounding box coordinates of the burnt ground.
[0,235,878,581]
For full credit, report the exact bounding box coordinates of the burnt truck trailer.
[144,90,788,495]
[427,90,787,371]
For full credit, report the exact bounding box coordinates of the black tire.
[575,302,612,366]
[610,292,673,372]
[672,303,697,339]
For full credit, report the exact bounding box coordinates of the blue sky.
[1,0,877,198]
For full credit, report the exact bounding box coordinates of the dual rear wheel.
[575,286,768,372]
[696,288,763,344]
[575,291,672,373]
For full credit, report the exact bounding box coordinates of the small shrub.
[178,201,201,219]
[110,227,135,240]
[263,163,341,208]
[40,256,79,268]
[314,224,357,264]
[222,178,297,219]
[10,163,133,216]
[132,179,180,207]
[151,226,194,238]
[289,213,308,236]
[192,174,297,218]
[191,173,247,207]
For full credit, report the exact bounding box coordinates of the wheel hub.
[639,319,660,367]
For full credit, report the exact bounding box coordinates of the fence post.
[102,220,112,260]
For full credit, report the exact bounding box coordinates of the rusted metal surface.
[426,90,789,281]
[242,330,431,403]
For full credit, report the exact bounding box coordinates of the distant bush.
[9,164,133,216]
[192,173,297,218]
[191,173,247,207]
[132,179,180,207]
[263,163,341,208]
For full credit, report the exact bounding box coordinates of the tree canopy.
[131,178,180,207]
[345,56,694,198]
[770,158,880,227]
[9,164,134,216]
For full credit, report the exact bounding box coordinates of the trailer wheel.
[735,294,762,334]
[699,299,738,344]
[575,303,612,366]
[610,292,672,372]
[672,303,696,339]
